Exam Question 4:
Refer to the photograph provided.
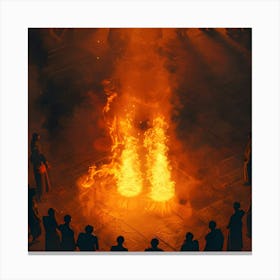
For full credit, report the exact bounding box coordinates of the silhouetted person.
[243,133,252,185]
[30,148,51,201]
[31,132,41,152]
[180,232,199,251]
[145,238,164,251]
[28,187,41,242]
[246,205,252,238]
[227,202,245,251]
[204,221,224,251]
[43,208,60,251]
[193,240,199,251]
[110,235,128,251]
[76,225,99,251]
[58,215,75,251]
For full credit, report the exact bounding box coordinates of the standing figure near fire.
[58,215,75,251]
[204,221,224,251]
[31,132,41,152]
[76,225,99,251]
[180,232,199,251]
[30,148,51,202]
[227,202,245,251]
[28,186,41,242]
[43,208,60,251]
[243,133,252,185]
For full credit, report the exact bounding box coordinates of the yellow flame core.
[79,94,175,202]
[144,116,175,201]
[115,116,143,197]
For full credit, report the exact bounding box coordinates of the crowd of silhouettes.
[28,132,251,252]
[28,199,250,252]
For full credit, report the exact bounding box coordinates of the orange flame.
[78,29,178,206]
[79,93,175,202]
[144,115,175,201]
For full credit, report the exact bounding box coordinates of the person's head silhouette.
[185,232,193,242]
[48,208,55,217]
[151,238,159,248]
[233,202,241,211]
[117,235,124,245]
[32,133,40,141]
[209,220,216,231]
[85,225,93,234]
[64,214,71,224]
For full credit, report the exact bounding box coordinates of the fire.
[144,116,175,201]
[78,92,175,202]
[114,113,143,197]
[78,29,179,209]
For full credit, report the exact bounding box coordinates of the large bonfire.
[77,29,189,216]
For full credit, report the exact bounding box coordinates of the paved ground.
[29,151,251,252]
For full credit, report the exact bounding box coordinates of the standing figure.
[28,186,41,242]
[180,232,199,251]
[192,240,199,251]
[30,148,51,201]
[227,202,245,251]
[243,133,252,185]
[58,215,75,251]
[145,238,164,251]
[31,132,41,152]
[76,225,99,251]
[204,221,224,251]
[43,208,60,251]
[111,235,128,251]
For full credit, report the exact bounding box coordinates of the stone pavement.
[29,151,251,252]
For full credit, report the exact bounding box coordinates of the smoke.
[28,28,251,182]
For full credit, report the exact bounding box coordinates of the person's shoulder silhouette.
[145,238,163,251]
[111,236,128,251]
[43,208,58,231]
[59,215,75,251]
[77,225,99,251]
[227,202,245,251]
[204,221,224,251]
[181,232,197,251]
[193,240,199,251]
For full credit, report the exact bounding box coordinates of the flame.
[144,115,175,201]
[114,113,143,197]
[78,29,178,209]
[79,96,144,197]
[79,93,175,202]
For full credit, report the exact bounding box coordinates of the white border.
[0,0,279,279]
